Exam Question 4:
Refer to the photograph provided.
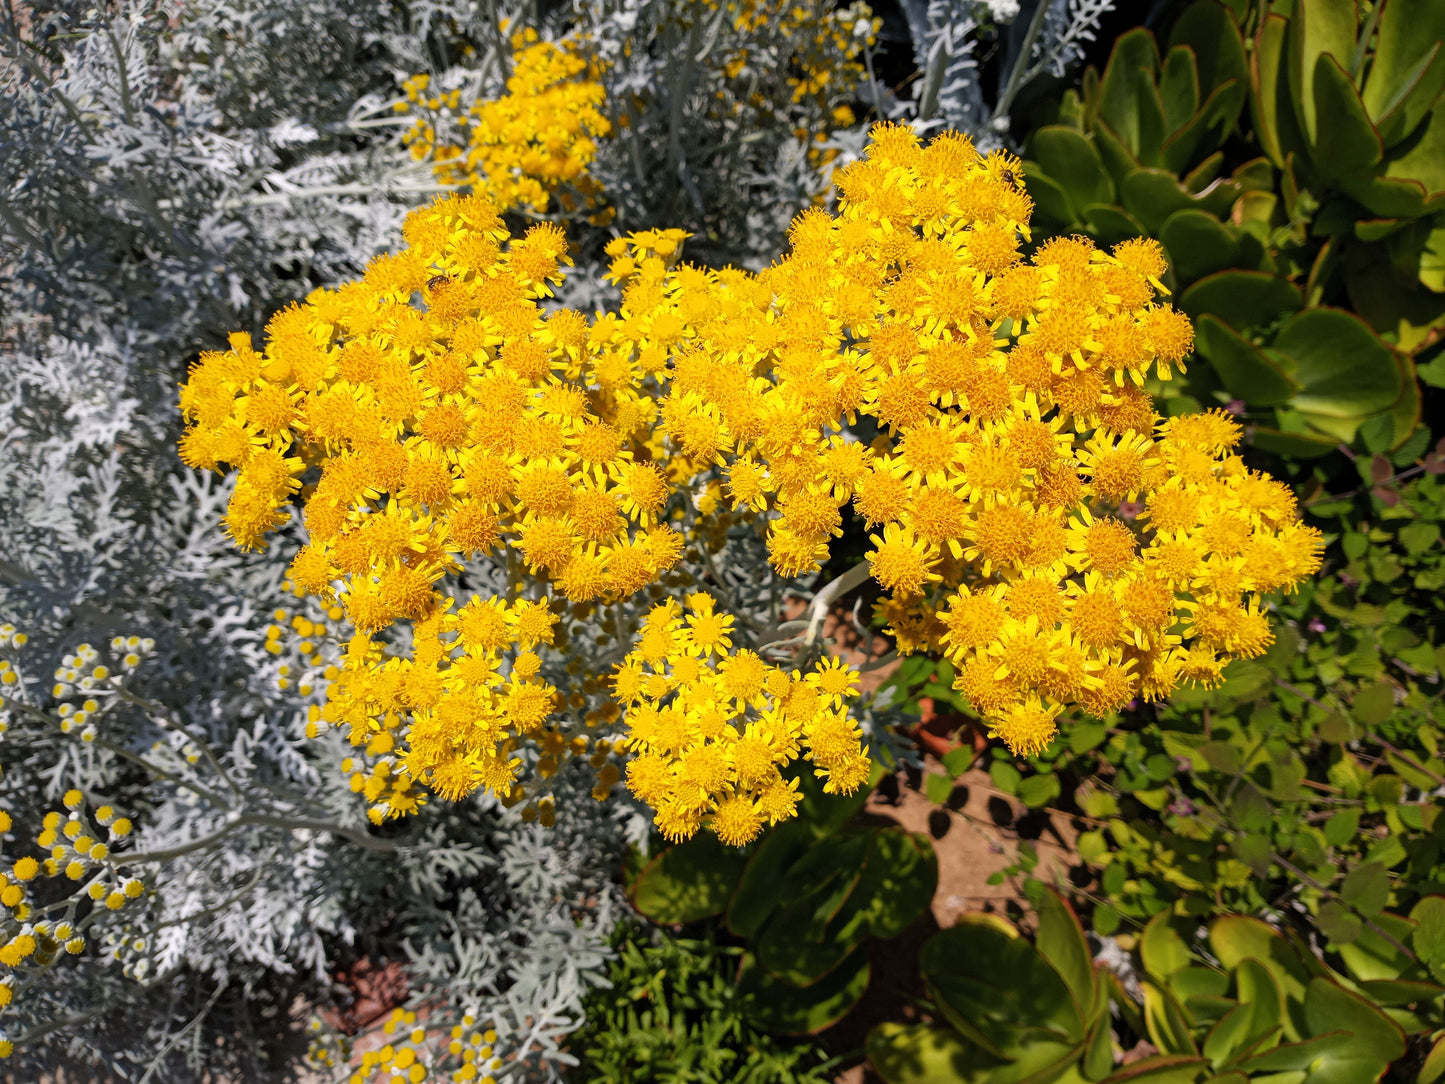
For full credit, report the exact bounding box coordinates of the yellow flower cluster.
[613,592,867,844]
[628,124,1321,754]
[400,28,610,216]
[0,778,141,1052]
[321,595,563,820]
[308,1006,501,1084]
[180,122,1320,832]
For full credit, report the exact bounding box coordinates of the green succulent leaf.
[738,946,870,1036]
[630,831,748,925]
[1143,981,1199,1056]
[1158,209,1242,284]
[1179,270,1303,331]
[1036,888,1100,1019]
[1271,308,1404,418]
[1251,13,1305,168]
[920,921,1084,1056]
[1029,126,1114,214]
[1309,53,1384,179]
[1209,917,1316,1040]
[1099,1054,1211,1083]
[1286,0,1357,145]
[1362,0,1445,147]
[1094,29,1162,157]
[1193,314,1296,406]
[727,818,817,939]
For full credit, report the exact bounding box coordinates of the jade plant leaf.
[1310,53,1384,179]
[920,922,1084,1057]
[1141,912,1194,982]
[1095,28,1163,157]
[1362,0,1445,147]
[838,827,938,942]
[629,830,748,924]
[726,817,816,938]
[1271,308,1404,417]
[1286,0,1357,145]
[1193,314,1296,406]
[1100,1054,1211,1083]
[1158,210,1242,283]
[1143,981,1199,1056]
[1030,126,1114,213]
[1252,13,1306,168]
[1300,976,1406,1076]
[866,1023,981,1084]
[1209,916,1316,1039]
[1180,269,1303,330]
[738,946,870,1035]
[1035,888,1100,1019]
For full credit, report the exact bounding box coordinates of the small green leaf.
[1400,521,1441,555]
[1316,901,1364,945]
[1352,682,1396,727]
[991,760,1022,795]
[924,772,953,806]
[1322,809,1360,847]
[1018,772,1061,809]
[1411,896,1445,981]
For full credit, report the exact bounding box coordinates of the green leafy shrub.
[866,887,1442,1083]
[982,449,1445,964]
[1022,0,1443,455]
[571,926,836,1084]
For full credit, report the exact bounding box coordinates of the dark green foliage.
[626,759,937,1035]
[1023,0,1445,454]
[571,926,836,1084]
[867,888,1435,1083]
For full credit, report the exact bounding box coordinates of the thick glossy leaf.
[1096,29,1163,156]
[1251,14,1304,168]
[866,1023,981,1084]
[1084,1009,1114,1080]
[1237,1032,1354,1072]
[1385,100,1445,199]
[1168,82,1247,176]
[840,827,938,942]
[1133,67,1170,166]
[1272,308,1404,417]
[1209,917,1313,1039]
[755,833,871,983]
[1160,45,1201,132]
[1421,1033,1445,1084]
[1340,172,1445,219]
[727,817,816,938]
[1287,0,1358,144]
[739,946,869,1035]
[1362,0,1445,146]
[1082,203,1145,246]
[1302,976,1406,1064]
[629,832,747,924]
[1194,314,1296,406]
[1036,888,1100,1019]
[1180,270,1303,330]
[1356,978,1445,1005]
[1310,54,1383,178]
[921,923,1084,1056]
[1144,981,1199,1056]
[1202,958,1282,1068]
[1159,210,1240,283]
[1031,126,1114,212]
[1169,0,1248,96]
[1412,895,1445,981]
